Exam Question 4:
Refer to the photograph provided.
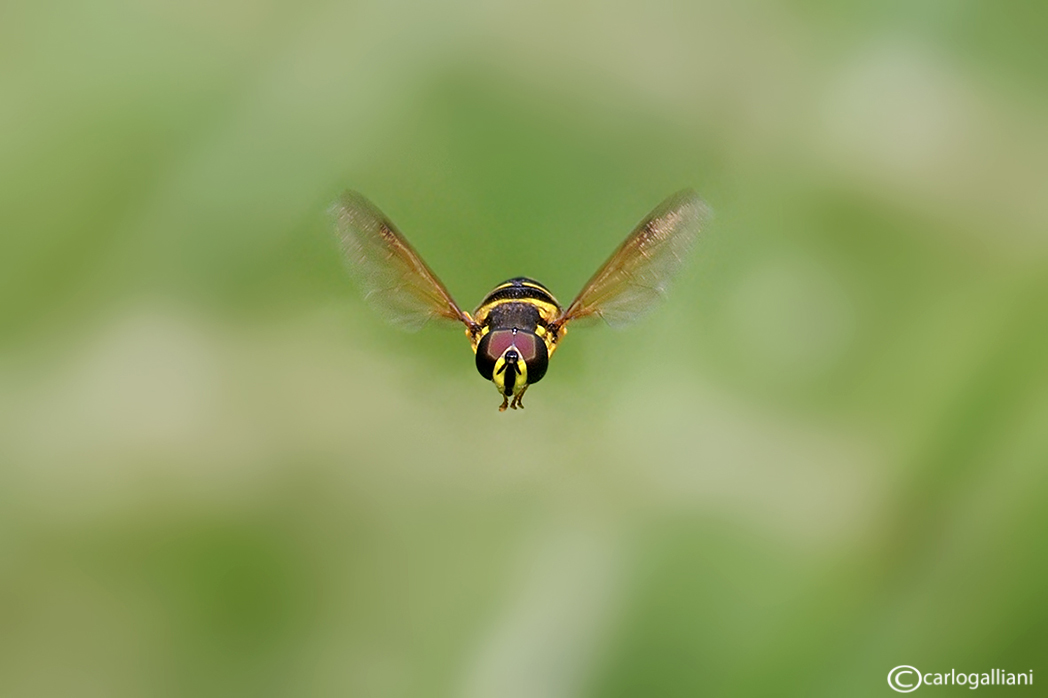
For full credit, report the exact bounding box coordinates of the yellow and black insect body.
[472,278,559,410]
[333,190,709,411]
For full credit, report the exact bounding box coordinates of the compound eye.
[521,335,549,384]
[475,332,498,379]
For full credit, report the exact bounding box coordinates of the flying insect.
[332,189,709,411]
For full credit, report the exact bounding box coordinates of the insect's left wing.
[552,189,710,332]
[332,191,476,332]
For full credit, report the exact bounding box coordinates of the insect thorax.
[473,278,561,327]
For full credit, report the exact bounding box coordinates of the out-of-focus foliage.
[1,1,1045,696]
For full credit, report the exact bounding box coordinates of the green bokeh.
[1,1,1046,696]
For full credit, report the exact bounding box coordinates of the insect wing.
[332,191,472,331]
[556,190,709,329]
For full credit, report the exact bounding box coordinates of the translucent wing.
[332,191,475,332]
[554,189,709,330]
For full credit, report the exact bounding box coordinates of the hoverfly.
[332,190,709,411]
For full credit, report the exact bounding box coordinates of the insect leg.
[511,385,529,410]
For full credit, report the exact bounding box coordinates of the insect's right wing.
[332,191,477,332]
[552,189,709,332]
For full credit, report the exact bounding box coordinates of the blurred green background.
[1,0,1046,696]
